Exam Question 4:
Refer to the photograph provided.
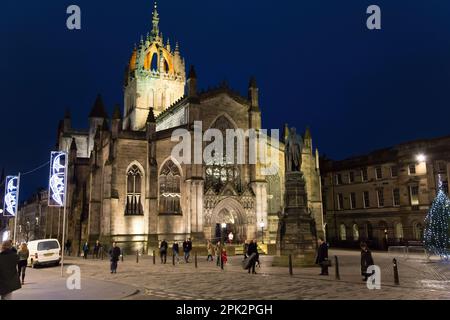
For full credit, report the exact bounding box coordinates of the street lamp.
[259,221,265,244]
[416,154,426,163]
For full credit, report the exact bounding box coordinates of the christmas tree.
[424,185,450,260]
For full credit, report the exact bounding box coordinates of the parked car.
[27,239,61,268]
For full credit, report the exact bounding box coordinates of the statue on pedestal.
[285,127,303,173]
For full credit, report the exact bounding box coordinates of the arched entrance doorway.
[210,198,247,244]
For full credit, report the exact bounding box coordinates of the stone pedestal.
[273,172,317,267]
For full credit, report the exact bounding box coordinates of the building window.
[337,193,344,210]
[377,189,384,207]
[413,222,423,240]
[350,193,356,209]
[375,167,383,180]
[159,160,181,215]
[408,164,416,175]
[437,161,446,174]
[125,165,143,216]
[363,191,370,208]
[352,224,359,241]
[395,223,404,241]
[349,171,355,183]
[361,168,368,182]
[205,116,241,193]
[335,174,343,185]
[409,185,419,206]
[339,224,347,241]
[442,180,449,195]
[393,188,400,207]
[390,166,398,178]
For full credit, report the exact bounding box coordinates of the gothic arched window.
[125,165,143,215]
[159,160,181,214]
[205,116,241,193]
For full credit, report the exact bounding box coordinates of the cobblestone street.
[16,249,450,300]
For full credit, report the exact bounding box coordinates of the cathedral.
[54,4,324,254]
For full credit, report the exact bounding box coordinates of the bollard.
[121,253,124,262]
[153,250,156,265]
[136,250,139,263]
[288,254,293,276]
[334,256,340,280]
[173,252,175,266]
[393,258,400,285]
[101,247,104,260]
[195,252,198,269]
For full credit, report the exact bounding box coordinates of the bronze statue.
[285,127,303,172]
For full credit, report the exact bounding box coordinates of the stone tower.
[123,1,186,131]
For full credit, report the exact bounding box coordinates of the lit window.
[159,160,181,214]
[409,185,419,206]
[408,164,416,175]
[125,165,143,216]
[340,224,347,241]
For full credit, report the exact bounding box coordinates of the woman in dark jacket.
[315,237,329,276]
[0,240,21,300]
[360,242,375,281]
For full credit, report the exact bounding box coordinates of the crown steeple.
[151,2,160,40]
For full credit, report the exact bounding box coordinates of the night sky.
[2,0,450,199]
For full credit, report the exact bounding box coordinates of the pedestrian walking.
[0,240,21,300]
[221,248,228,266]
[17,243,29,285]
[315,237,329,276]
[93,240,102,259]
[206,240,214,262]
[82,241,89,259]
[360,242,375,281]
[172,241,180,263]
[183,238,192,263]
[160,239,168,264]
[215,241,221,266]
[109,242,121,274]
[247,240,258,274]
[65,239,72,256]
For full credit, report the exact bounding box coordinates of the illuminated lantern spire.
[151,1,160,40]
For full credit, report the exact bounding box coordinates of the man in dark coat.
[246,240,259,274]
[109,242,121,274]
[0,240,21,300]
[160,240,168,264]
[360,242,375,281]
[315,237,329,276]
[82,241,89,259]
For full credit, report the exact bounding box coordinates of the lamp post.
[259,221,265,244]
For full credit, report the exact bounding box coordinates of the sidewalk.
[12,265,139,300]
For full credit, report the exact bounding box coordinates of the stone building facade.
[321,135,450,249]
[16,5,323,254]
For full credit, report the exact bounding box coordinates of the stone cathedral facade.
[52,5,324,253]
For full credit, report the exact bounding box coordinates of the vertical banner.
[3,176,19,217]
[48,151,67,207]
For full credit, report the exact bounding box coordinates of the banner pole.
[13,173,21,246]
[61,152,68,277]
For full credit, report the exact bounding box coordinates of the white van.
[27,239,61,267]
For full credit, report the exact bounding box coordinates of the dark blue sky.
[2,0,450,199]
